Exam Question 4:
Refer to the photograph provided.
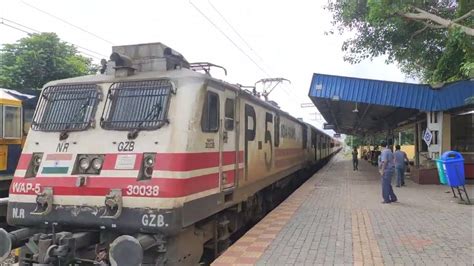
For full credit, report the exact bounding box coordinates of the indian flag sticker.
[41,154,73,174]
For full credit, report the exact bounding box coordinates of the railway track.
[0,197,9,229]
[0,176,11,230]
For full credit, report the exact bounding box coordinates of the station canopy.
[308,74,474,135]
[0,88,39,108]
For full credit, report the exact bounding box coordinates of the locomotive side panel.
[239,98,305,189]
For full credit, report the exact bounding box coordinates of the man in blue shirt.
[394,145,409,187]
[379,141,397,204]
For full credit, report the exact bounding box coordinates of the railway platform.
[213,153,474,265]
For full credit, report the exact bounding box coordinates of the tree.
[0,33,96,89]
[345,135,366,147]
[326,0,474,83]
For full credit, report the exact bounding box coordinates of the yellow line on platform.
[351,209,384,266]
[212,172,321,265]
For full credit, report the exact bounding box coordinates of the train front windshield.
[101,79,173,131]
[32,84,101,132]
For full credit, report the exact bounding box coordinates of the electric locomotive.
[0,43,340,265]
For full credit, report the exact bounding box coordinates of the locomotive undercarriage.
[1,225,206,265]
[1,162,327,265]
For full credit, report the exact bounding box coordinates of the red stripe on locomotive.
[154,151,242,171]
[16,153,32,170]
[18,151,244,172]
[10,174,220,198]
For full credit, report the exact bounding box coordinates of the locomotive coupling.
[0,227,41,262]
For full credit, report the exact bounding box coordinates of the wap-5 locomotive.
[0,43,340,265]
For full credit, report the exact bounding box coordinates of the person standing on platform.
[394,145,409,187]
[379,141,397,204]
[352,146,359,170]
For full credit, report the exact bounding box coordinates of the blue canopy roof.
[308,74,473,135]
[309,74,473,112]
[0,88,39,109]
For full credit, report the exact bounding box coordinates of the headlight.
[144,155,155,167]
[34,155,42,165]
[27,153,43,178]
[91,158,103,170]
[79,158,90,170]
[139,153,156,180]
[33,165,40,175]
[144,166,154,178]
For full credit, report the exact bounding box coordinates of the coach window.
[311,130,316,148]
[3,106,22,139]
[224,98,234,131]
[201,91,220,132]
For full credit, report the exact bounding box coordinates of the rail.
[0,198,8,205]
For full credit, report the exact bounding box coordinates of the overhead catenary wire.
[207,0,265,64]
[1,17,40,34]
[202,2,308,106]
[0,24,103,61]
[0,17,108,59]
[191,1,304,105]
[188,0,271,78]
[0,20,31,35]
[21,0,115,45]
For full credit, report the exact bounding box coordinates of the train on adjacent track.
[0,43,340,265]
[0,89,38,223]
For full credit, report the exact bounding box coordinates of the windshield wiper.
[127,102,163,140]
[59,99,91,140]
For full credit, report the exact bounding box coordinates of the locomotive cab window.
[201,91,220,132]
[32,84,101,132]
[101,80,173,130]
[224,98,234,131]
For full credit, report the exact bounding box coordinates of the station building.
[308,74,474,184]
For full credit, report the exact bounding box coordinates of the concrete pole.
[415,122,420,167]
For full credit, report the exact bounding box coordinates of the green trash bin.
[435,159,448,185]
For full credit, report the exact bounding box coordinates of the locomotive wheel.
[154,227,204,265]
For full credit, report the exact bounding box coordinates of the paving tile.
[213,154,474,265]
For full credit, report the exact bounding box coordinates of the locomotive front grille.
[100,79,174,131]
[32,84,102,132]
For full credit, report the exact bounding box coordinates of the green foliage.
[345,131,414,147]
[431,28,473,82]
[326,0,474,83]
[398,131,415,145]
[345,135,366,148]
[465,96,474,104]
[0,33,96,89]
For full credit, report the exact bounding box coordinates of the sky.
[0,0,417,136]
